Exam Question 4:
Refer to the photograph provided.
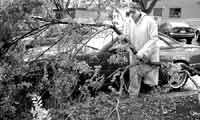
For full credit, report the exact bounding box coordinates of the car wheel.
[196,33,200,43]
[186,38,193,44]
[168,61,189,89]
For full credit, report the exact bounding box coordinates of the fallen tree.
[4,1,200,120]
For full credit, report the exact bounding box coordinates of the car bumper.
[169,33,195,39]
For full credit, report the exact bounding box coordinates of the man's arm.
[99,18,130,53]
[136,19,159,58]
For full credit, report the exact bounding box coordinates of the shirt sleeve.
[123,18,130,36]
[137,18,159,58]
[149,19,159,43]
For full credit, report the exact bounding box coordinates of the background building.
[151,0,200,27]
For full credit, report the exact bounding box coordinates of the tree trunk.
[140,0,158,14]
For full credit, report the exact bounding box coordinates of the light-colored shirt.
[123,12,159,62]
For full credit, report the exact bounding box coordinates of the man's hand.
[136,51,150,63]
[136,51,144,59]
[117,35,128,44]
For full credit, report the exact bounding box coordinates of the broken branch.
[106,98,120,120]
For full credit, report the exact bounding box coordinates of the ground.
[72,90,200,120]
[115,90,200,120]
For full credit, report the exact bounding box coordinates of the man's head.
[126,2,142,20]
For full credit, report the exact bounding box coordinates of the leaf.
[17,82,32,88]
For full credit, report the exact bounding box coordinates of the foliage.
[0,0,160,120]
[0,60,32,120]
[30,93,51,120]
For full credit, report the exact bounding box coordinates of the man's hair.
[126,1,141,16]
[128,1,142,10]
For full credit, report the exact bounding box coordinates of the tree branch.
[142,0,158,14]
[73,27,110,57]
[32,16,122,34]
[139,0,146,12]
[32,16,123,53]
[12,23,51,45]
[106,98,120,120]
[30,32,68,62]
[65,0,71,8]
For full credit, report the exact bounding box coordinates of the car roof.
[158,32,200,48]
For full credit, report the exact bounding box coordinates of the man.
[121,1,160,97]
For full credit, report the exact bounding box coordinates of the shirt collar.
[133,12,146,24]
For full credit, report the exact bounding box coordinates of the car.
[24,32,200,71]
[24,32,200,89]
[82,32,200,88]
[158,21,196,44]
[194,27,200,43]
[79,32,200,65]
[157,32,200,64]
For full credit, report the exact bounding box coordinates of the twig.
[9,23,51,52]
[30,32,67,62]
[106,58,160,96]
[73,27,110,57]
[65,111,75,120]
[184,70,200,89]
[32,16,122,34]
[12,23,51,44]
[119,66,129,95]
[106,98,120,120]
[116,99,120,120]
[181,64,200,76]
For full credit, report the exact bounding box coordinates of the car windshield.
[83,32,183,52]
[24,32,185,61]
[157,32,183,47]
[172,27,194,33]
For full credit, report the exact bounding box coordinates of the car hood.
[182,44,200,48]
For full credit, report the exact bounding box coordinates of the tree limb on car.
[32,16,157,65]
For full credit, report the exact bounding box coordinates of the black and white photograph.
[1,0,200,120]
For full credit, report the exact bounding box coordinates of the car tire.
[186,38,193,44]
[196,33,200,44]
[168,61,189,89]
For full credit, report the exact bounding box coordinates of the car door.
[158,33,191,62]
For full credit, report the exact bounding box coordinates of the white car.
[159,21,196,44]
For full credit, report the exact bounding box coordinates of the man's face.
[127,2,141,20]
[128,8,141,20]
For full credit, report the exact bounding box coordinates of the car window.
[158,32,182,47]
[185,27,195,33]
[172,27,195,33]
[172,27,181,32]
